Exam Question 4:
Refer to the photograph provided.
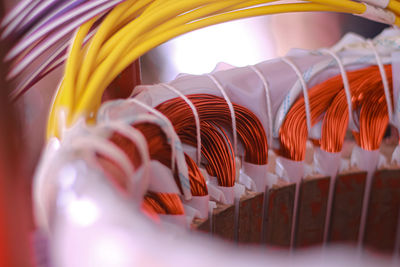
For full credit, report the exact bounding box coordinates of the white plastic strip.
[392,145,400,164]
[206,181,226,204]
[118,111,192,200]
[147,160,181,194]
[320,48,358,131]
[281,57,312,136]
[290,179,302,251]
[183,204,201,223]
[161,83,202,166]
[314,148,341,245]
[356,4,396,25]
[207,74,238,157]
[238,170,257,191]
[275,156,304,183]
[367,39,394,124]
[350,146,380,252]
[361,0,390,8]
[392,52,400,132]
[208,176,235,205]
[99,99,192,200]
[185,195,210,219]
[158,214,187,228]
[249,65,274,147]
[99,122,150,170]
[125,99,177,171]
[69,135,135,179]
[97,121,150,198]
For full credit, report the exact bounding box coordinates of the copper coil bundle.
[156,94,268,165]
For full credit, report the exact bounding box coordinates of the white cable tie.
[367,39,394,124]
[113,108,192,200]
[249,65,274,148]
[207,74,238,156]
[161,83,202,166]
[126,99,177,172]
[70,135,135,179]
[320,48,358,131]
[282,57,312,136]
[360,0,389,9]
[356,3,396,25]
[98,121,151,192]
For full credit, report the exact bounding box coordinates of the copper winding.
[352,65,393,150]
[278,75,342,161]
[177,120,236,187]
[279,64,393,160]
[185,154,208,196]
[156,93,267,187]
[320,67,369,153]
[141,198,160,220]
[143,192,185,215]
[93,121,206,215]
[321,65,392,152]
[156,94,268,165]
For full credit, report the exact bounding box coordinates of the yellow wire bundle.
[47,0,400,139]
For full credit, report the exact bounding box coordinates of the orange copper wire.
[278,74,343,161]
[321,65,392,152]
[156,96,237,187]
[185,154,208,196]
[177,121,236,187]
[133,122,208,196]
[141,198,160,221]
[279,65,392,160]
[156,94,268,165]
[95,122,206,214]
[143,192,185,215]
[352,65,393,150]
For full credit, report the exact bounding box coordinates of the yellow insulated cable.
[388,0,400,15]
[75,0,153,98]
[73,3,357,121]
[308,0,366,13]
[48,0,400,138]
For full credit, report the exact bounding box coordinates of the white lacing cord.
[161,83,202,166]
[126,98,177,172]
[281,57,311,251]
[281,57,312,136]
[206,74,238,157]
[98,121,151,191]
[367,39,393,124]
[69,135,135,179]
[114,108,192,199]
[319,48,355,246]
[354,40,393,253]
[249,65,273,149]
[320,48,358,132]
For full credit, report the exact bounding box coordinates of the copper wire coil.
[143,192,185,215]
[141,198,161,220]
[185,154,208,196]
[279,65,392,160]
[156,94,268,165]
[95,122,207,214]
[178,121,236,187]
[352,67,392,150]
[322,65,392,153]
[133,123,207,196]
